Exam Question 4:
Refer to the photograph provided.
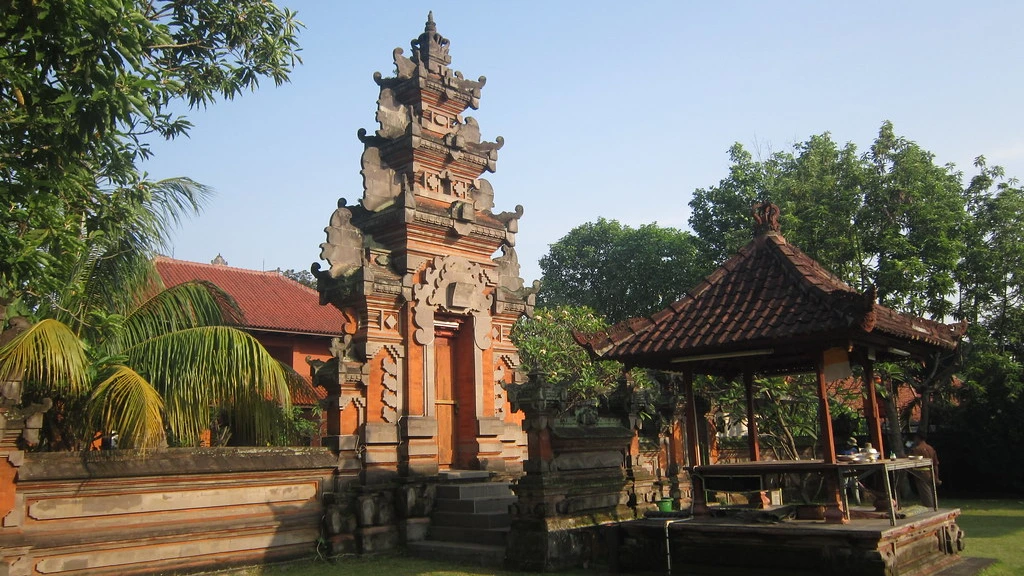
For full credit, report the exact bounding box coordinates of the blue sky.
[143,1,1024,283]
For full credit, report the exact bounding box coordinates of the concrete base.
[399,517,431,542]
[505,510,633,573]
[617,508,964,576]
[357,525,399,554]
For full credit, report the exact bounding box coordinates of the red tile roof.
[575,231,965,372]
[154,257,347,336]
[289,374,328,405]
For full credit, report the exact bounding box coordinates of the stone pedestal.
[503,374,637,571]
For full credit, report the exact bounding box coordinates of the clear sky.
[142,1,1024,283]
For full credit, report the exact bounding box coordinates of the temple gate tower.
[312,13,535,480]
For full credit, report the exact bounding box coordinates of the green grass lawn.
[210,499,1024,576]
[944,498,1024,576]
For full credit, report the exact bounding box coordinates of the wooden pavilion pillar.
[682,369,708,515]
[743,370,761,462]
[743,369,772,507]
[861,357,886,456]
[816,352,847,523]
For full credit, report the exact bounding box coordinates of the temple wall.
[1,448,346,576]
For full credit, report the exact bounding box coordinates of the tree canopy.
[0,0,303,450]
[1,0,302,318]
[538,219,704,323]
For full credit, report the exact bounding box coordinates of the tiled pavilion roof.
[155,257,347,337]
[574,230,966,375]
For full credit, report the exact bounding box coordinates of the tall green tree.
[1,0,302,318]
[0,0,302,449]
[859,121,966,319]
[538,219,703,323]
[688,143,783,266]
[774,134,868,287]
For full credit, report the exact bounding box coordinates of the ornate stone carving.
[381,353,399,423]
[494,204,524,236]
[410,12,450,75]
[392,47,416,80]
[411,255,494,348]
[493,245,524,292]
[753,201,781,235]
[470,178,494,212]
[330,335,360,362]
[361,147,402,211]
[374,88,410,139]
[318,200,364,279]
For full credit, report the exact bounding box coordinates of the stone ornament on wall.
[412,255,494,349]
[471,178,494,212]
[360,147,403,211]
[364,343,405,424]
[319,200,364,278]
[381,353,400,423]
[374,88,411,139]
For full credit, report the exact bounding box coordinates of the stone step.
[435,482,512,500]
[428,525,509,547]
[406,540,505,568]
[432,510,511,529]
[433,495,516,514]
[439,470,492,482]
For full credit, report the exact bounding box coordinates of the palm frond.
[87,365,165,450]
[0,319,90,396]
[69,177,211,324]
[118,281,244,351]
[144,177,212,243]
[124,326,289,445]
[85,245,162,319]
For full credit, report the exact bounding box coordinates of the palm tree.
[0,177,290,449]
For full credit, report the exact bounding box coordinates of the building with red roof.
[155,256,349,443]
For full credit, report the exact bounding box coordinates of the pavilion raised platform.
[616,506,964,576]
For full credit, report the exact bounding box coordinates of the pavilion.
[575,202,966,523]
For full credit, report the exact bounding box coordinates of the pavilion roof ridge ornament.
[753,202,782,236]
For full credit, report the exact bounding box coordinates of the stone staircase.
[407,473,515,567]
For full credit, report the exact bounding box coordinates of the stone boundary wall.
[1,447,347,576]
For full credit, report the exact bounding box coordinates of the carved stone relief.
[375,88,410,139]
[319,200,364,278]
[381,352,399,423]
[471,178,494,212]
[412,255,494,349]
[361,147,402,211]
[494,358,511,418]
[494,205,524,237]
[493,244,524,292]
